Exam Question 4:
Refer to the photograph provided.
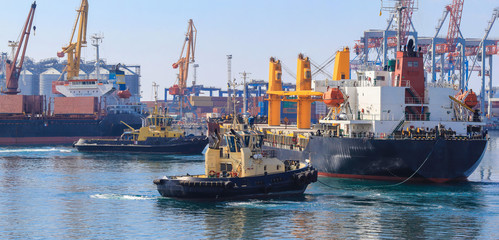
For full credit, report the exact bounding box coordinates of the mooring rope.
[316,139,439,189]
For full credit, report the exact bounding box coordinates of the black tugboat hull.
[74,136,208,154]
[153,167,317,201]
[265,137,487,183]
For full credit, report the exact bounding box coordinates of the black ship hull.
[153,166,317,201]
[74,136,208,154]
[265,137,487,183]
[0,113,143,145]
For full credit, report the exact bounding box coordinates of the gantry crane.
[353,0,417,68]
[169,19,197,116]
[445,0,464,53]
[2,2,36,95]
[57,0,88,80]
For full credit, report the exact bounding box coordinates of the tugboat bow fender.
[153,178,168,185]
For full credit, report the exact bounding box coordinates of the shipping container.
[190,101,214,107]
[0,95,43,114]
[54,97,98,115]
[0,95,24,114]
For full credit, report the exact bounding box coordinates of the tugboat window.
[244,136,250,146]
[220,163,233,177]
[226,136,236,152]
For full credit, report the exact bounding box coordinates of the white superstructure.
[55,79,114,97]
[319,80,480,137]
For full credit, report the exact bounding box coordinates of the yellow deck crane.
[266,57,285,126]
[57,0,88,80]
[266,54,323,129]
[170,19,197,116]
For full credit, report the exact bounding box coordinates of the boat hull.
[153,167,317,200]
[0,112,143,145]
[74,136,208,154]
[265,137,487,183]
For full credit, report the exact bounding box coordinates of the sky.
[0,0,498,100]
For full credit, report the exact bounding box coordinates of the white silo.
[89,67,109,81]
[71,69,87,80]
[39,67,61,97]
[124,68,140,103]
[18,68,34,95]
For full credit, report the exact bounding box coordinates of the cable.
[316,139,439,190]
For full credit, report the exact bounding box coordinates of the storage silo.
[89,67,109,81]
[73,69,87,80]
[124,68,140,103]
[39,67,61,97]
[18,69,34,95]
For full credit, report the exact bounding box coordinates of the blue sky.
[0,0,497,100]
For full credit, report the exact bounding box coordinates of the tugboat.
[73,105,208,154]
[153,123,317,200]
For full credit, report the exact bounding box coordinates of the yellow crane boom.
[58,0,88,80]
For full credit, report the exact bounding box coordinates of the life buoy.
[209,170,216,177]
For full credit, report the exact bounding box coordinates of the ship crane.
[57,0,88,80]
[2,2,36,95]
[170,19,197,116]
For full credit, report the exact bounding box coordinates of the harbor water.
[0,132,498,239]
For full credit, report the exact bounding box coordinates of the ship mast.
[91,33,103,81]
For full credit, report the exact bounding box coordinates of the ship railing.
[405,97,429,104]
[354,63,383,72]
[261,149,276,158]
[398,80,411,88]
[405,114,429,121]
[331,80,385,88]
[356,113,400,121]
[350,131,484,140]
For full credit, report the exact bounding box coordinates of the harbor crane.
[169,19,197,116]
[2,2,36,95]
[57,0,88,80]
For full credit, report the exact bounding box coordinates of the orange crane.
[2,2,36,95]
[170,19,197,115]
[57,0,88,80]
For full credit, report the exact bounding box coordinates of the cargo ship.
[259,40,488,183]
[0,94,144,145]
[0,0,145,145]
